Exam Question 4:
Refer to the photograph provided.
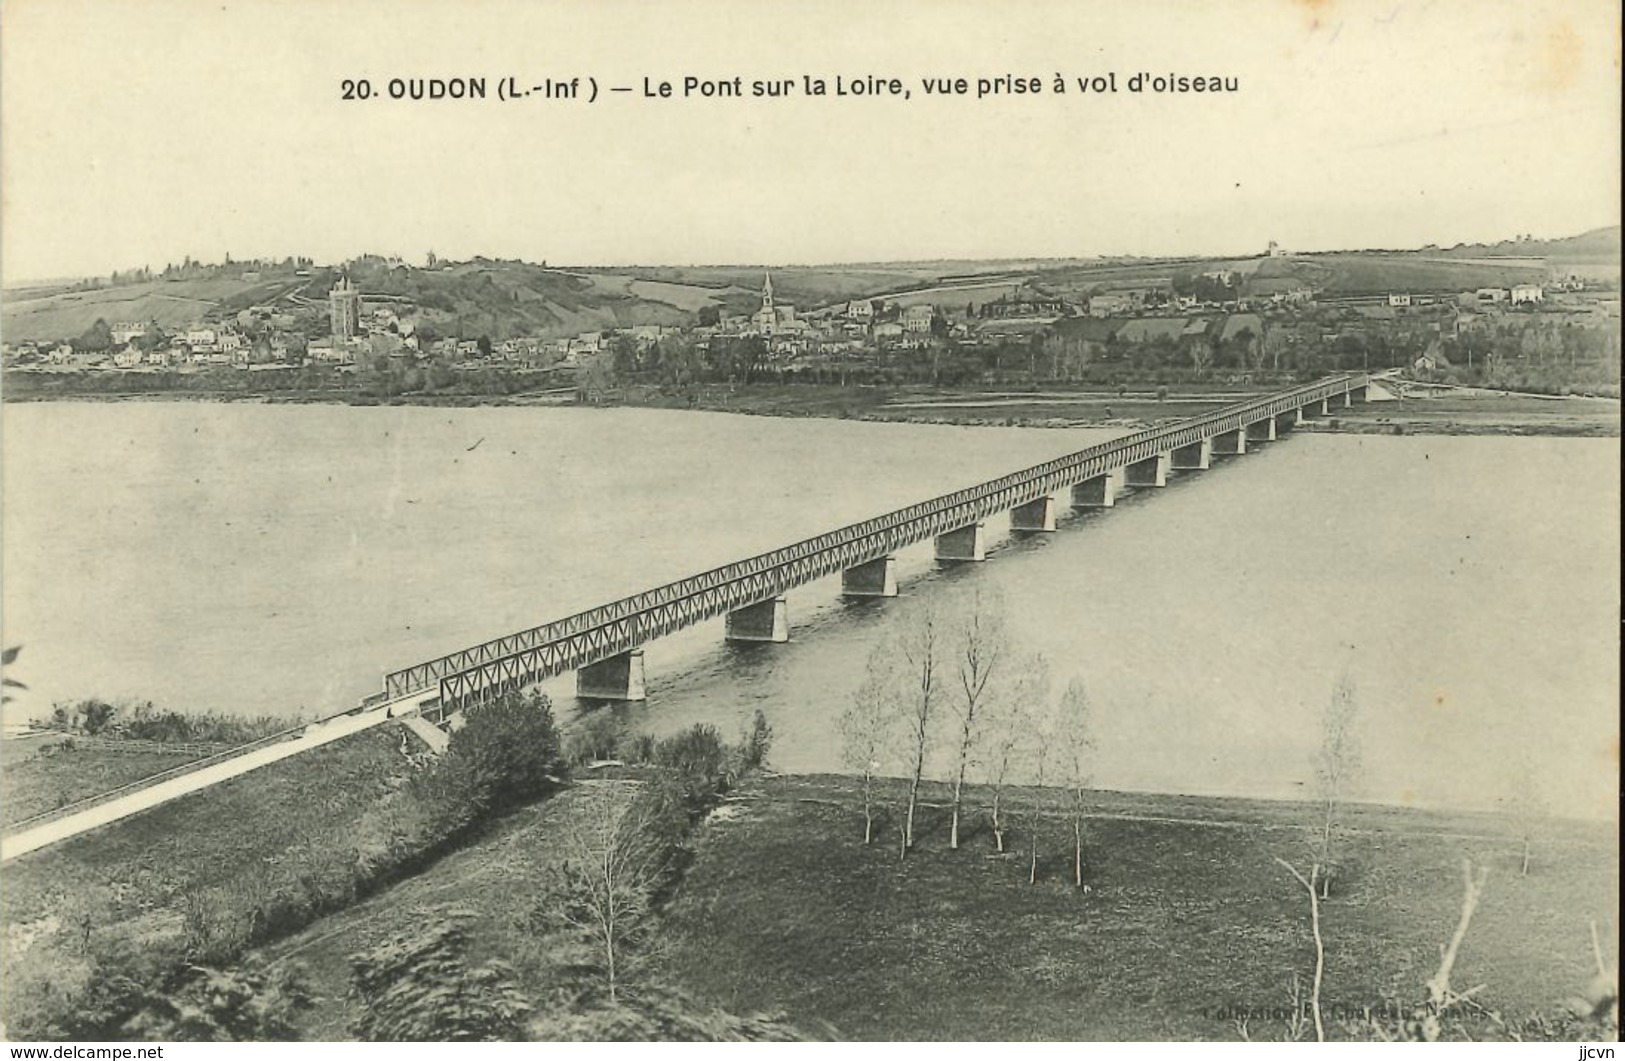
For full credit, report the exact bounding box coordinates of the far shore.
[3,380,1619,437]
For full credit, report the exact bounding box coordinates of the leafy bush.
[349,914,530,1041]
[528,985,812,1041]
[625,731,658,764]
[738,709,774,772]
[123,963,315,1042]
[653,724,733,816]
[38,698,292,745]
[6,927,312,1044]
[434,691,566,818]
[565,709,623,765]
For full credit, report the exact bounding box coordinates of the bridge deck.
[391,375,1368,710]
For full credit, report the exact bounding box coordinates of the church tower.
[754,271,778,336]
[329,274,361,342]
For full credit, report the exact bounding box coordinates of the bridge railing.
[386,374,1365,700]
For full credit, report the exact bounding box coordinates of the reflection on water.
[3,404,1617,819]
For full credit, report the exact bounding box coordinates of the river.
[2,402,1617,820]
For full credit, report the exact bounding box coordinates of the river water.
[2,402,1617,820]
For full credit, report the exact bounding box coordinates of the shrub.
[566,709,623,765]
[38,698,292,745]
[738,709,774,772]
[528,986,811,1041]
[349,914,530,1042]
[123,962,315,1041]
[436,691,566,817]
[653,724,732,817]
[625,731,658,764]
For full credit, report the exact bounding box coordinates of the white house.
[901,304,935,333]
[1510,283,1544,305]
[1089,294,1134,317]
[111,322,148,345]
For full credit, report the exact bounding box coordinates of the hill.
[0,276,306,343]
[6,226,1616,346]
[1432,226,1620,264]
[1252,253,1550,295]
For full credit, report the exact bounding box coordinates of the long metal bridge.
[1,373,1379,862]
[386,373,1374,715]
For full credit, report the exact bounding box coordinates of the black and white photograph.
[0,0,1618,1045]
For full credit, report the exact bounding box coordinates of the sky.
[1,0,1620,282]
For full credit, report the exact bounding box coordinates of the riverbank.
[6,375,1616,435]
[1305,392,1621,437]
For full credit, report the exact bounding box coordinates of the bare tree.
[1052,679,1097,889]
[945,588,1009,849]
[1275,858,1326,1042]
[1500,741,1546,877]
[1425,858,1489,1025]
[1028,697,1054,885]
[1347,858,1494,1042]
[1312,674,1362,898]
[893,603,944,856]
[553,783,673,1003]
[840,662,898,846]
[983,656,1049,854]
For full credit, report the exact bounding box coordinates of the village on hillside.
[3,243,1620,398]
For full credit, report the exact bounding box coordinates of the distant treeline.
[2,364,558,401]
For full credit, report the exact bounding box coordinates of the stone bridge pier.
[1171,438,1212,471]
[1212,428,1247,456]
[1245,417,1277,444]
[726,596,789,642]
[842,555,898,597]
[1070,471,1120,508]
[1011,494,1057,532]
[1125,452,1170,488]
[577,649,647,701]
[936,521,987,562]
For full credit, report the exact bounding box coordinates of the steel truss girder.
[383,375,1370,708]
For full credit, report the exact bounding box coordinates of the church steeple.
[761,270,774,312]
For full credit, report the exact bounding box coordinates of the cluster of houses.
[13,323,256,370]
[3,264,1610,376]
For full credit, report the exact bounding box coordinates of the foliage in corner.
[348,913,531,1042]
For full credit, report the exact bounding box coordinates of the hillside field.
[0,277,300,342]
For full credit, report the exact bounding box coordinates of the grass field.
[0,728,407,971]
[1324,392,1621,436]
[653,776,1616,1040]
[611,266,949,310]
[124,767,1617,1041]
[626,279,728,312]
[0,742,211,828]
[1253,254,1549,296]
[0,278,298,341]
